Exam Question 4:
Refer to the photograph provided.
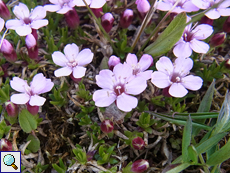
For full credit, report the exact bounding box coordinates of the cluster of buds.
[0,138,12,151]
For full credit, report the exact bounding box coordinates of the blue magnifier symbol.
[3,154,18,170]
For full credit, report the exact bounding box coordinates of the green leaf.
[166,163,191,173]
[72,148,87,165]
[187,145,198,164]
[206,138,230,166]
[27,134,40,153]
[52,164,66,173]
[0,120,11,139]
[182,116,192,162]
[18,109,38,133]
[144,12,187,56]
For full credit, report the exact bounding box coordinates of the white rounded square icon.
[0,151,21,173]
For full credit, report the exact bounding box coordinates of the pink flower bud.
[91,8,103,18]
[32,29,38,41]
[223,16,230,33]
[131,159,149,173]
[0,0,10,20]
[100,120,114,133]
[132,137,145,150]
[0,39,17,62]
[0,17,4,32]
[120,9,133,28]
[26,103,39,115]
[64,8,80,29]
[101,13,114,33]
[136,0,150,19]
[225,59,230,69]
[26,34,38,60]
[209,32,226,47]
[0,138,12,151]
[87,150,97,161]
[70,73,82,83]
[200,16,213,26]
[5,101,19,117]
[108,55,120,70]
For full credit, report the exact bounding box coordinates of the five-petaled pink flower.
[44,0,77,14]
[52,43,94,78]
[93,63,147,112]
[5,3,48,36]
[10,73,54,106]
[173,19,213,58]
[125,53,153,80]
[151,56,203,98]
[191,0,230,19]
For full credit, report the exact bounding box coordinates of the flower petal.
[74,0,91,6]
[15,25,32,36]
[72,66,86,78]
[126,77,147,95]
[113,63,133,80]
[30,73,47,94]
[5,19,24,30]
[190,39,210,54]
[10,77,28,92]
[174,57,193,77]
[29,95,46,106]
[13,3,30,20]
[52,51,68,66]
[136,70,153,80]
[218,8,230,16]
[96,69,114,89]
[192,24,213,40]
[11,93,30,104]
[38,79,54,94]
[173,42,192,58]
[93,89,116,107]
[116,93,138,112]
[155,56,173,75]
[30,6,47,20]
[44,4,61,12]
[64,43,79,61]
[0,18,4,32]
[182,75,203,91]
[54,67,72,77]
[90,0,106,8]
[151,71,171,88]
[205,9,221,19]
[169,83,188,98]
[57,6,72,14]
[31,19,48,29]
[76,48,93,66]
[138,54,153,71]
[126,53,138,66]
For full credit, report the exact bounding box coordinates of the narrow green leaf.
[182,116,192,162]
[206,138,230,166]
[193,80,215,136]
[187,145,198,164]
[166,163,191,173]
[19,109,37,133]
[52,164,65,173]
[144,12,187,57]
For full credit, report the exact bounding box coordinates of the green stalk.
[198,154,210,173]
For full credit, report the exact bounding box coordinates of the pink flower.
[173,21,213,58]
[125,53,153,80]
[5,3,48,36]
[0,17,4,32]
[10,73,54,106]
[151,56,203,98]
[156,0,199,13]
[44,0,76,14]
[52,43,93,78]
[191,0,230,19]
[75,0,106,8]
[93,63,147,112]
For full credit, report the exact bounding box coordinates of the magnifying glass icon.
[3,154,18,170]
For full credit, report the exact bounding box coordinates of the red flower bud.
[108,55,120,71]
[26,34,38,60]
[0,1,10,20]
[0,138,12,151]
[131,159,149,173]
[26,103,39,115]
[132,137,145,150]
[5,101,19,117]
[200,16,213,26]
[101,13,114,33]
[209,32,226,47]
[225,59,230,69]
[100,120,114,133]
[91,8,103,18]
[120,9,133,28]
[223,16,230,33]
[0,39,17,62]
[64,8,80,29]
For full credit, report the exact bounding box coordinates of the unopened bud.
[200,16,213,26]
[136,0,150,19]
[100,120,114,133]
[91,7,103,18]
[5,101,19,117]
[131,159,149,173]
[0,0,10,20]
[223,16,230,33]
[26,103,39,115]
[0,138,12,151]
[120,9,133,28]
[101,13,114,33]
[0,39,17,62]
[64,8,80,29]
[86,150,97,161]
[26,34,38,60]
[225,59,230,69]
[108,55,120,70]
[210,32,226,47]
[70,73,82,83]
[132,137,145,150]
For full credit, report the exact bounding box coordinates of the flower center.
[170,73,181,83]
[183,31,194,42]
[114,84,125,96]
[24,85,33,96]
[67,59,78,68]
[132,63,141,75]
[24,18,31,24]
